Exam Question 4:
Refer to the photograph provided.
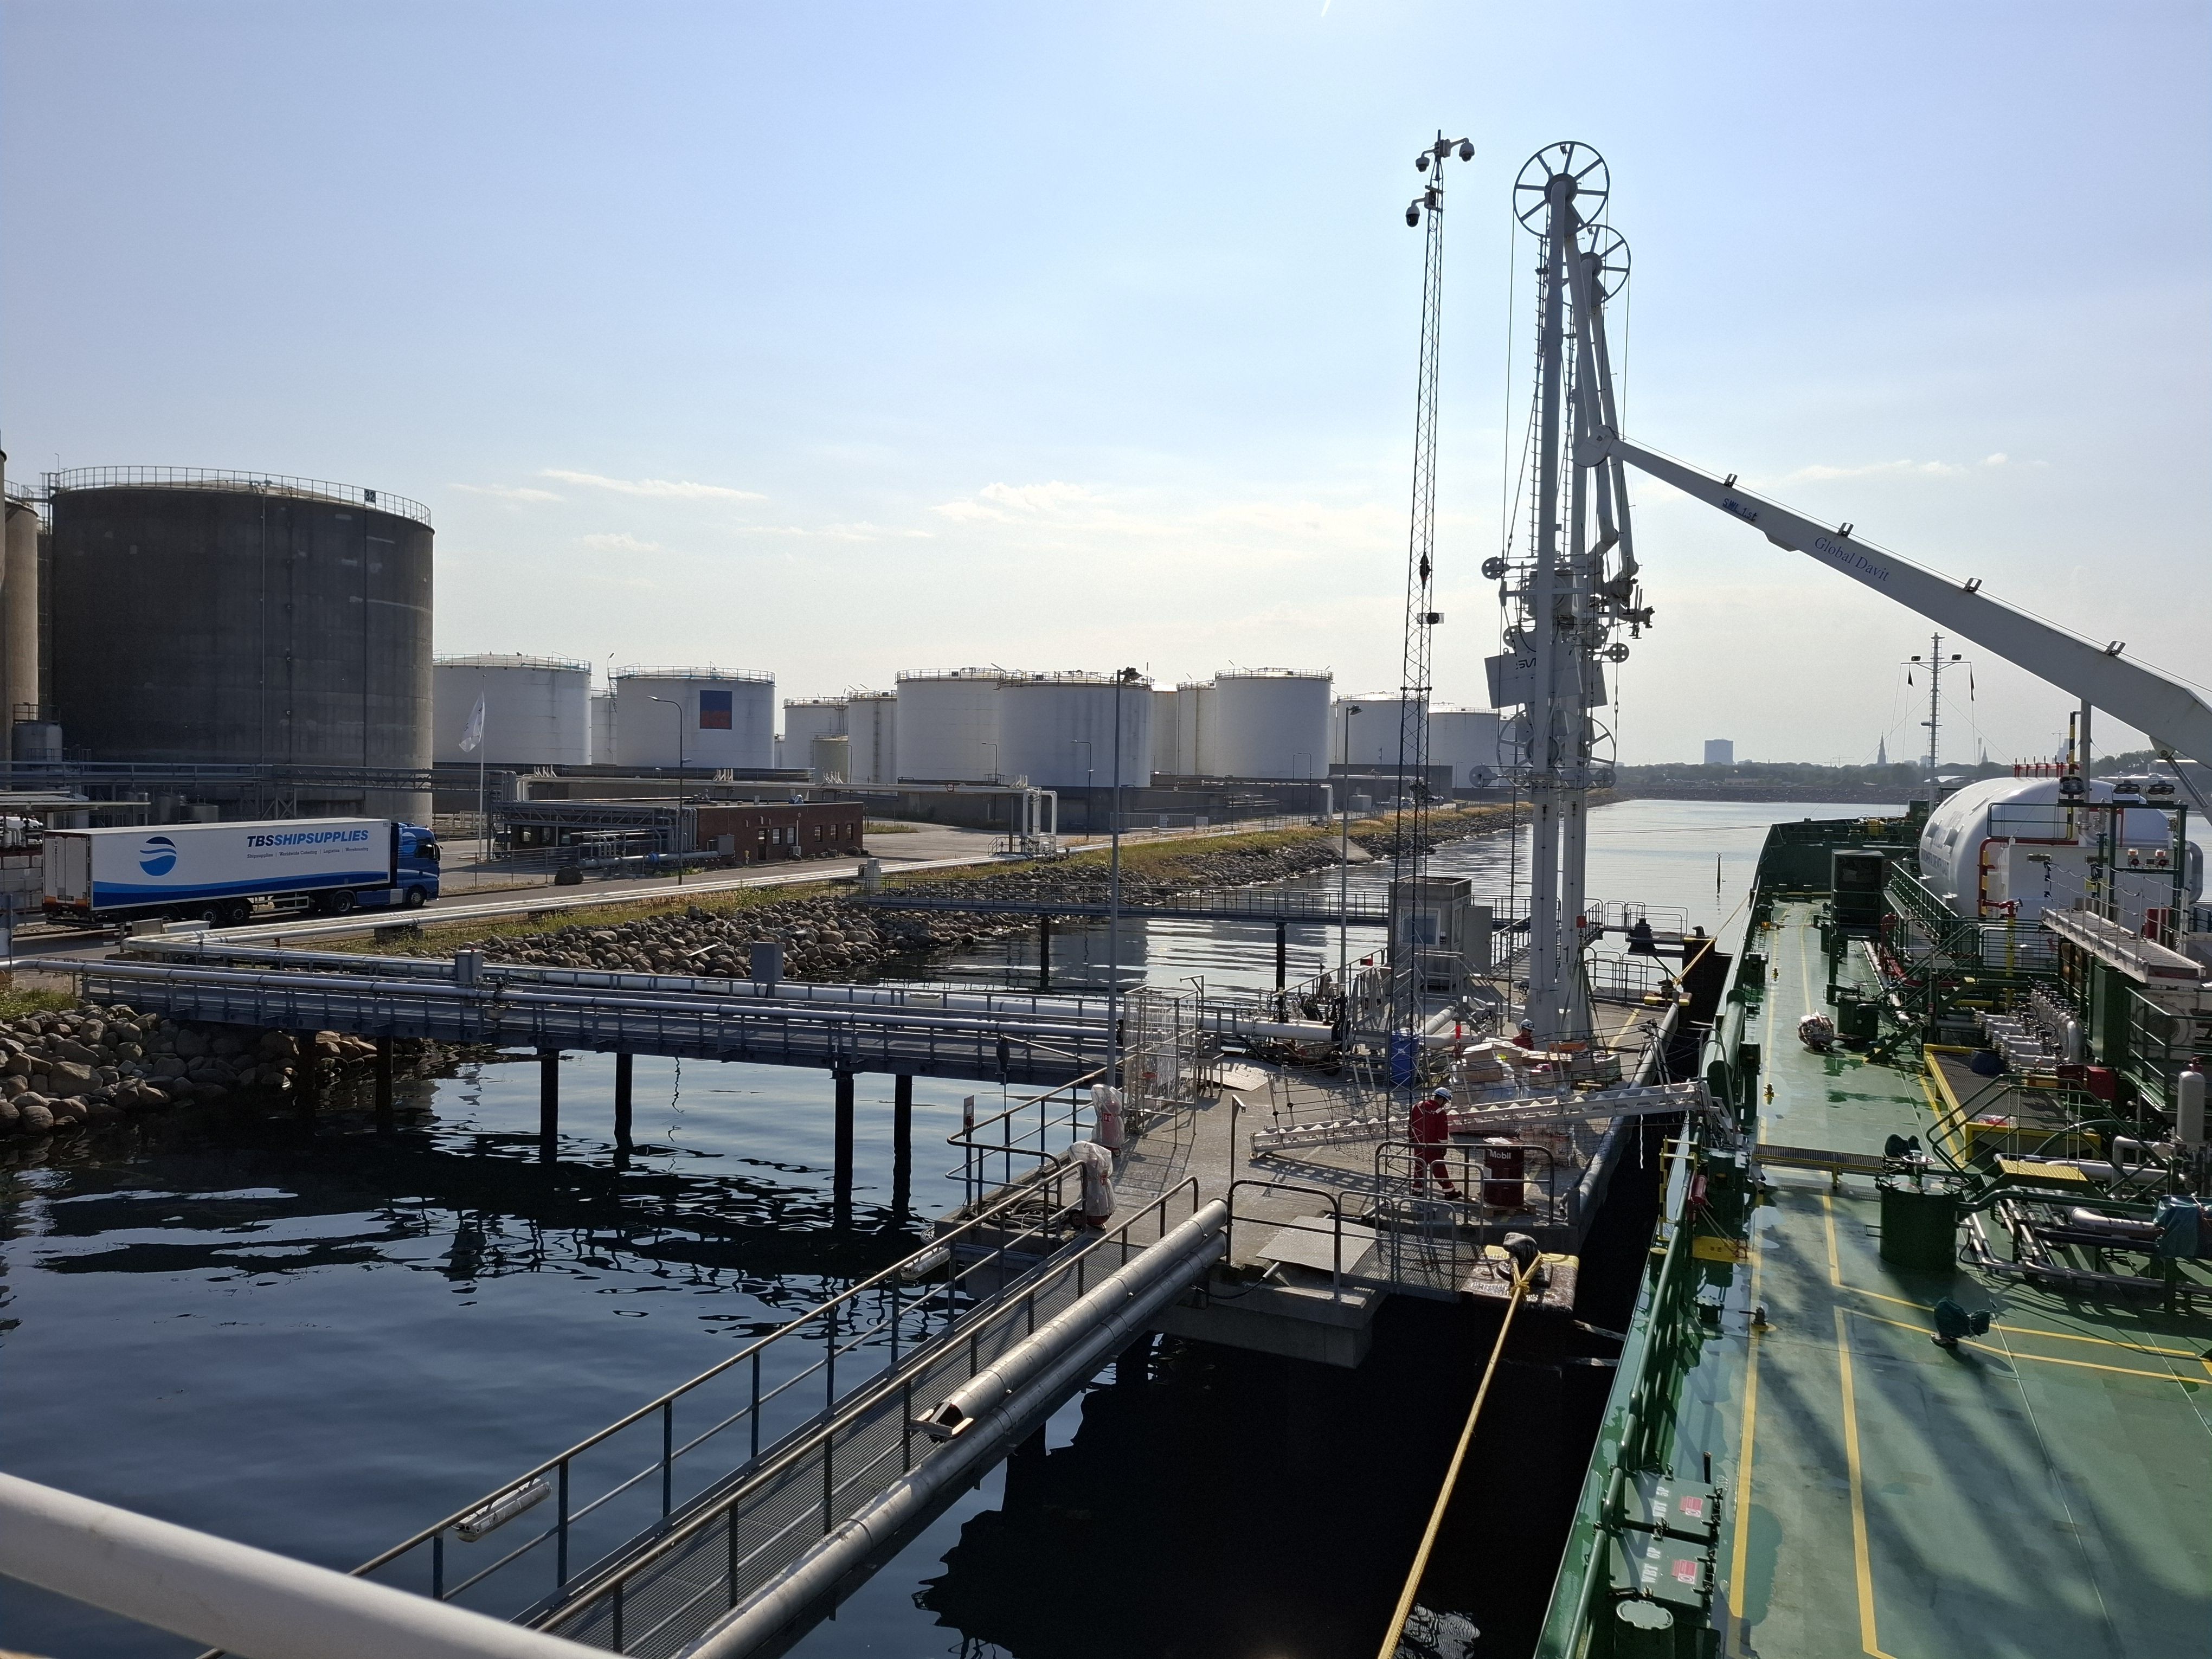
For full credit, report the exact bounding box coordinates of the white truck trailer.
[42,819,441,929]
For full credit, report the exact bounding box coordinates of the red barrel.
[1482,1137,1526,1209]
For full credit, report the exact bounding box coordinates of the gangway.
[253,1172,1221,1659]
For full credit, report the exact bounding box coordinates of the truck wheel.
[220,899,255,928]
[326,890,356,916]
[402,886,428,909]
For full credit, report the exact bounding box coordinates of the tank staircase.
[261,1172,1222,1659]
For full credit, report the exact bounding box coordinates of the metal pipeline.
[679,1200,1228,1659]
[0,1472,600,1659]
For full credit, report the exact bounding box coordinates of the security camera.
[1406,203,1421,227]
[1416,152,1430,171]
[1457,139,1474,162]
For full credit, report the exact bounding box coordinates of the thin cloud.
[543,469,765,501]
[751,522,935,542]
[1783,453,2016,484]
[931,480,1102,523]
[580,532,660,553]
[453,483,563,502]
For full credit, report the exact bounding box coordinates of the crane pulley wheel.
[1513,140,1609,232]
[1579,223,1630,301]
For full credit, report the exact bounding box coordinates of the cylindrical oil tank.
[1150,686,1182,775]
[1334,695,1424,767]
[995,672,1153,789]
[783,697,848,753]
[2,495,39,727]
[1427,706,1504,789]
[613,668,775,769]
[895,669,1004,782]
[590,690,617,765]
[1207,669,1332,780]
[846,691,897,785]
[48,469,433,821]
[1178,681,1211,776]
[434,654,591,766]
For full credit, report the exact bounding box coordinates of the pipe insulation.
[679,1199,1227,1659]
[0,1472,603,1659]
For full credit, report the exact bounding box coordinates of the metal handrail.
[535,1178,1207,1641]
[45,465,430,525]
[1226,1179,1349,1289]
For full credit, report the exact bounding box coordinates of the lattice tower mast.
[1390,131,1472,1057]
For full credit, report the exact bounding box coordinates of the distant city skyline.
[4,2,2205,766]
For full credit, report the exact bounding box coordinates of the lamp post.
[650,696,686,885]
[1107,668,1140,1088]
[1339,705,1362,997]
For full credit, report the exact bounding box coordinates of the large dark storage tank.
[49,468,433,820]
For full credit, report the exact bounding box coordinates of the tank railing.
[532,1178,1206,1652]
[1225,1180,1350,1290]
[607,665,776,684]
[314,1165,1094,1642]
[44,465,431,525]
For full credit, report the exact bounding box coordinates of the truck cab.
[362,823,441,912]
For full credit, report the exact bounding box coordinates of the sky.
[4,1,2207,764]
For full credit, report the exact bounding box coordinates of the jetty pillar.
[1275,920,1289,992]
[294,1033,320,1121]
[1038,914,1053,991]
[538,1049,560,1160]
[613,1052,634,1150]
[833,1070,856,1224]
[891,1074,914,1220]
[1003,1425,1049,1509]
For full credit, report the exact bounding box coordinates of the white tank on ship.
[433,654,591,766]
[612,667,775,769]
[895,669,1004,782]
[995,671,1153,789]
[1918,774,2201,929]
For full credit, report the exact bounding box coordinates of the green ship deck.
[1684,903,2211,1656]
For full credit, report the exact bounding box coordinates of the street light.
[1106,668,1141,1089]
[650,696,686,885]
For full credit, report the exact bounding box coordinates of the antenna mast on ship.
[1493,143,1649,1044]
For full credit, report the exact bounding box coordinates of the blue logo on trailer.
[139,835,179,876]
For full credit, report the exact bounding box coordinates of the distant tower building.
[1877,736,1888,766]
[1703,739,1735,767]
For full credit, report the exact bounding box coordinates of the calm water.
[0,800,1888,1657]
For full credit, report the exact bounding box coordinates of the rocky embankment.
[0,1004,432,1142]
[477,814,1512,982]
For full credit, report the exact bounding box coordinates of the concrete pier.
[538,1049,560,1159]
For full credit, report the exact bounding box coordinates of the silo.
[1334,695,1424,767]
[2,494,39,726]
[48,468,433,820]
[612,667,775,769]
[894,669,1004,782]
[1428,706,1504,789]
[783,697,848,752]
[1207,669,1332,779]
[434,654,591,766]
[590,690,617,764]
[1150,686,1182,775]
[846,691,897,785]
[1178,681,1211,776]
[995,672,1153,789]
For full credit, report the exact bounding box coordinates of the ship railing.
[286,1164,1135,1645]
[1225,1180,1353,1289]
[1532,1134,1703,1659]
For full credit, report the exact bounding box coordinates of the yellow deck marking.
[1824,1192,1843,1284]
[1833,1306,1898,1659]
[1848,1309,2200,1385]
[1725,1218,1766,1659]
[1913,1070,1971,1166]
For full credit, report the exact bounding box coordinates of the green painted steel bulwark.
[1877,1171,1966,1270]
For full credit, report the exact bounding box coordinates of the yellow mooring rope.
[1374,1261,1536,1659]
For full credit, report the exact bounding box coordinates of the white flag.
[459,695,486,754]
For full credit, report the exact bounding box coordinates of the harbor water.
[0,800,1891,1657]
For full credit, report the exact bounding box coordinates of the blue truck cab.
[368,823,442,911]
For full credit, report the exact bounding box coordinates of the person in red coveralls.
[1512,1021,1536,1049]
[1409,1085,1458,1197]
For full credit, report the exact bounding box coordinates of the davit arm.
[1589,434,2212,768]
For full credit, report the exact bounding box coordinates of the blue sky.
[5,1,2207,763]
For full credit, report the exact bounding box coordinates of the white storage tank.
[895,668,1004,782]
[783,697,847,752]
[996,672,1153,789]
[1152,686,1183,775]
[433,654,592,766]
[846,691,897,785]
[612,667,775,769]
[1334,694,1424,766]
[1428,706,1504,789]
[590,690,616,766]
[1207,669,1331,780]
[1918,775,2201,926]
[1177,681,1211,776]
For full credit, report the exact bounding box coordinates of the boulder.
[17,1101,53,1134]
